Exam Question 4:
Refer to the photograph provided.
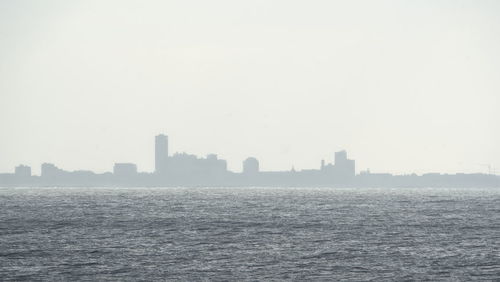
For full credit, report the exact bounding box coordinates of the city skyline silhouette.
[1,134,498,187]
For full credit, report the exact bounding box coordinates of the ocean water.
[0,187,499,281]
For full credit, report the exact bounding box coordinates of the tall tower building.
[155,134,168,173]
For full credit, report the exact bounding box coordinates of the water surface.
[1,187,499,280]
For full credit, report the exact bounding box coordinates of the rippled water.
[1,187,499,280]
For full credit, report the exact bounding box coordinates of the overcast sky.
[1,0,499,175]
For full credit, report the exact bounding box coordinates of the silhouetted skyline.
[0,134,498,187]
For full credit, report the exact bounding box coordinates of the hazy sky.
[1,0,499,175]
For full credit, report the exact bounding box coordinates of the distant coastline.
[1,134,499,188]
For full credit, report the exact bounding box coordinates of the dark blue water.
[1,187,499,281]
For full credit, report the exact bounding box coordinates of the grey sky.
[1,0,499,175]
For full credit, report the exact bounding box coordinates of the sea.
[0,187,499,281]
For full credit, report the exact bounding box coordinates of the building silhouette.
[167,152,227,177]
[155,134,168,174]
[243,157,259,174]
[334,150,355,178]
[318,150,355,183]
[15,165,31,177]
[41,163,64,178]
[0,133,499,187]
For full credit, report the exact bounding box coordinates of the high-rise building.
[334,150,355,178]
[15,165,31,177]
[155,134,168,173]
[335,150,347,163]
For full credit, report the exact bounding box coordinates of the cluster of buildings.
[0,134,498,187]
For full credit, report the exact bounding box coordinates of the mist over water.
[1,187,499,280]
